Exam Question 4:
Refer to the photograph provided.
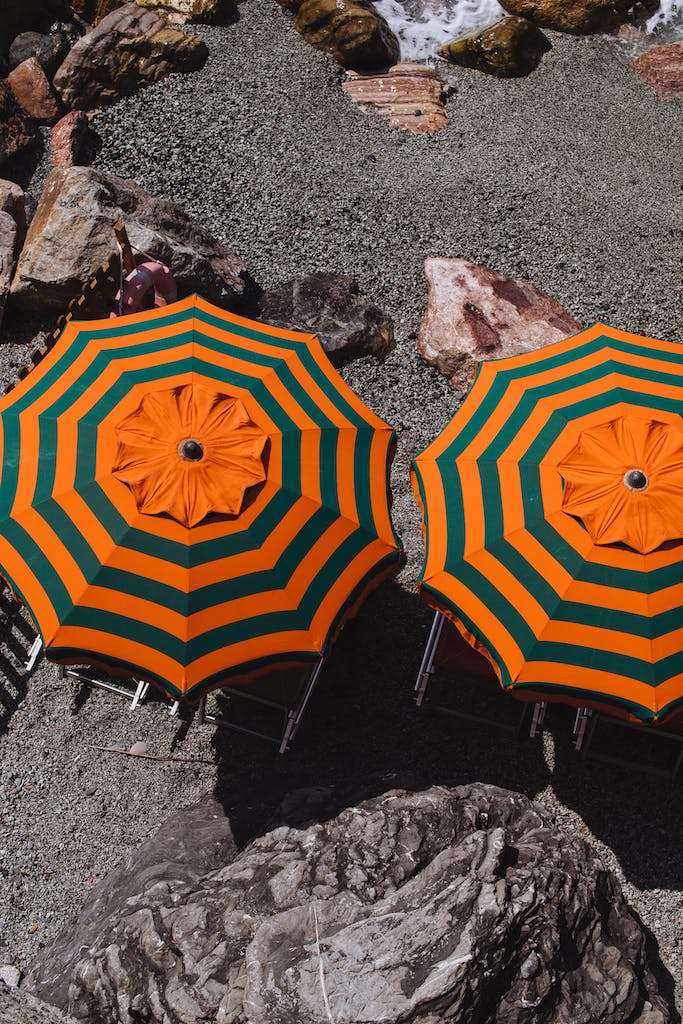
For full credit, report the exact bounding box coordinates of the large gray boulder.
[26,784,670,1024]
[256,271,395,365]
[53,3,208,111]
[10,165,247,315]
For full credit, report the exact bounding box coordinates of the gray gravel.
[0,0,682,1016]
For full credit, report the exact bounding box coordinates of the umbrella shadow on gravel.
[211,581,682,899]
[211,581,552,844]
[0,607,40,740]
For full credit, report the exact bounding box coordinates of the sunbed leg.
[580,709,598,758]
[672,743,683,781]
[197,694,206,727]
[573,707,592,751]
[279,656,325,754]
[25,636,42,671]
[130,679,148,711]
[415,611,445,708]
[529,701,547,738]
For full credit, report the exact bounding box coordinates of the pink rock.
[7,57,60,125]
[50,111,99,167]
[342,63,448,134]
[634,41,683,98]
[418,258,580,385]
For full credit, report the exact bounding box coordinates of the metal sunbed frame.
[51,646,325,754]
[416,610,683,778]
[414,610,537,736]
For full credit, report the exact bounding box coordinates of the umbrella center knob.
[624,468,648,492]
[179,438,204,462]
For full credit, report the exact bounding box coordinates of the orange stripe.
[0,537,59,641]
[515,660,681,715]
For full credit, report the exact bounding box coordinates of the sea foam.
[374,0,683,61]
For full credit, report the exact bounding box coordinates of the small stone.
[521,951,540,978]
[634,41,683,99]
[129,741,148,755]
[7,57,61,125]
[50,111,100,168]
[256,272,394,365]
[417,257,580,387]
[0,964,21,988]
[8,31,71,78]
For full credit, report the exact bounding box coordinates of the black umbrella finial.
[180,439,204,462]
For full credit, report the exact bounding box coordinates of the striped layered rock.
[439,17,551,77]
[294,0,400,72]
[342,63,448,133]
[10,166,246,314]
[26,784,671,1023]
[134,0,234,23]
[418,257,579,388]
[634,41,683,98]
[53,3,208,111]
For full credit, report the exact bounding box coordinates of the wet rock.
[294,0,400,72]
[8,32,72,77]
[634,41,683,98]
[7,58,61,125]
[0,83,39,181]
[439,16,551,76]
[257,272,395,364]
[26,784,671,1024]
[342,62,448,133]
[49,111,100,167]
[497,0,635,32]
[134,0,236,23]
[10,166,246,314]
[53,3,209,111]
[418,257,580,385]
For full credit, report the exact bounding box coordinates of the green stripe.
[60,522,388,661]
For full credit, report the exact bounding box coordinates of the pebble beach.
[0,0,682,1015]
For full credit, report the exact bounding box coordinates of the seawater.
[373,0,683,61]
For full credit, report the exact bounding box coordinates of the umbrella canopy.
[411,323,683,725]
[0,295,403,699]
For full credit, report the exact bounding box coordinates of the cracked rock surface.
[26,783,670,1024]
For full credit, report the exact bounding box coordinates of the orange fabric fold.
[113,384,267,528]
[559,415,683,554]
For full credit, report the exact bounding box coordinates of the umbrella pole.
[279,656,325,754]
[25,635,42,671]
[415,610,444,708]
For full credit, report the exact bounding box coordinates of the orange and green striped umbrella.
[0,295,403,699]
[411,323,683,725]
